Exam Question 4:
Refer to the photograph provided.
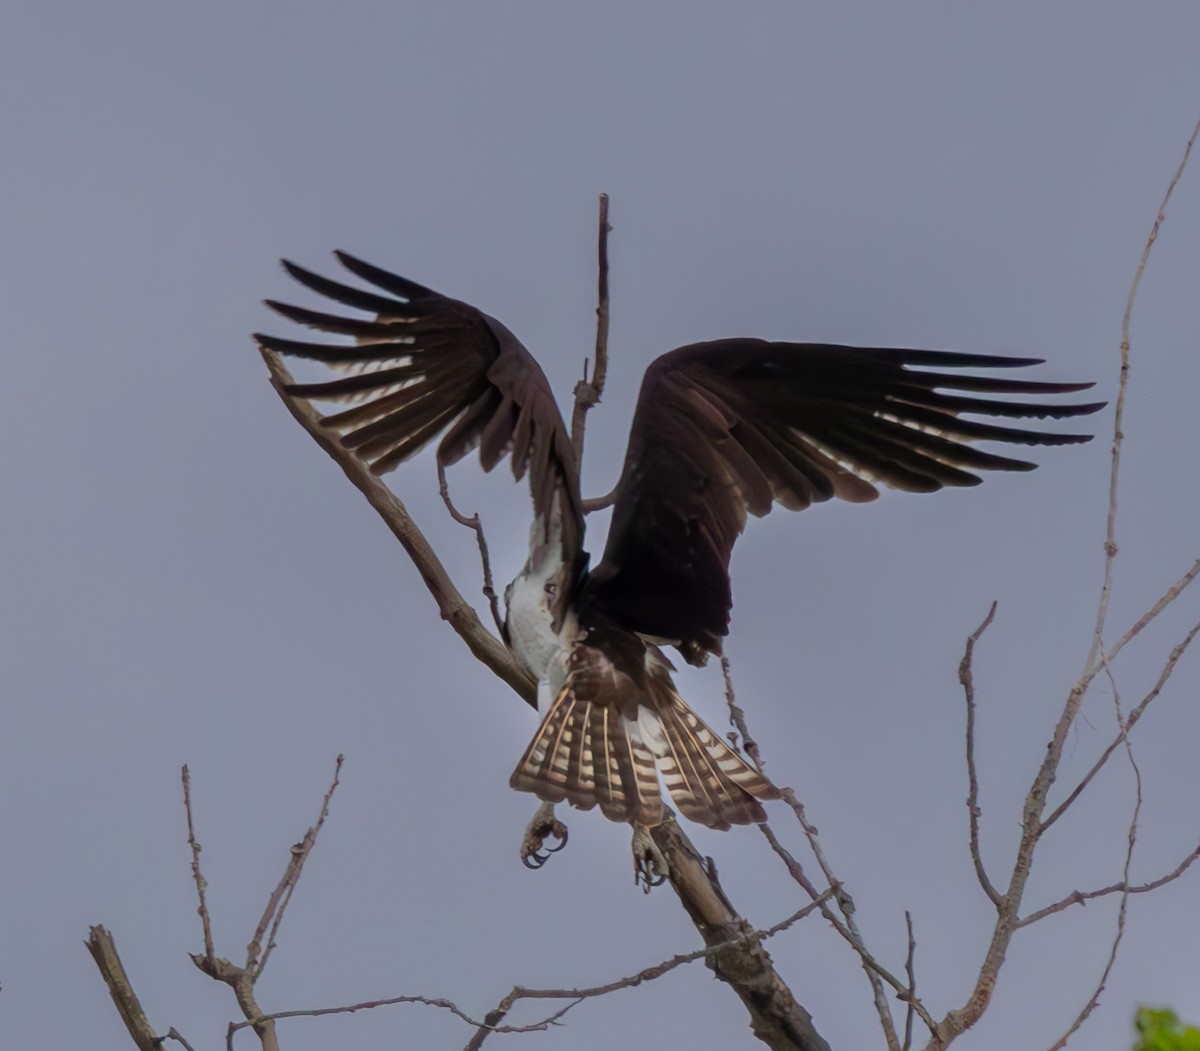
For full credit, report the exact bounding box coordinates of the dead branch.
[220,896,828,1049]
[248,754,343,976]
[570,192,611,461]
[437,460,505,635]
[1042,616,1200,832]
[1017,838,1200,928]
[724,649,914,1048]
[1084,114,1200,679]
[183,764,216,968]
[85,926,171,1051]
[902,912,917,1051]
[259,347,537,707]
[924,108,1200,1051]
[182,756,343,1051]
[1045,667,1142,1050]
[958,604,1003,907]
[722,653,765,771]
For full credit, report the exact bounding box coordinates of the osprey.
[256,252,1102,865]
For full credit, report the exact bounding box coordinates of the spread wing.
[585,339,1105,657]
[254,252,584,615]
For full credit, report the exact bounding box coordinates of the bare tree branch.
[570,192,611,461]
[902,912,918,1051]
[958,603,1003,908]
[437,460,504,635]
[725,649,913,1047]
[1083,113,1200,678]
[223,897,828,1048]
[259,347,537,707]
[85,926,168,1051]
[1042,615,1200,832]
[465,894,834,1048]
[924,107,1200,1051]
[182,764,216,968]
[1017,838,1200,928]
[722,653,765,770]
[181,757,343,1051]
[1045,666,1142,1050]
[163,1028,198,1051]
[248,753,343,977]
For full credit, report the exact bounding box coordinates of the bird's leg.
[630,823,669,892]
[520,801,569,869]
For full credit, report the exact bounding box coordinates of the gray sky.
[3,4,1199,1049]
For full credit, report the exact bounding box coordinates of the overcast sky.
[3,4,1200,1050]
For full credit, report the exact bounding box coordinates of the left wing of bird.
[254,252,585,618]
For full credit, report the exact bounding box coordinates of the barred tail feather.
[510,682,664,827]
[510,679,779,831]
[656,691,781,830]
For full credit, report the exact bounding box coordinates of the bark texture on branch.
[654,819,832,1051]
[85,926,163,1051]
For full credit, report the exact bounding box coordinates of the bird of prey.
[255,252,1103,876]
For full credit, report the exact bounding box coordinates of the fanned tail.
[509,677,779,831]
[654,688,781,830]
[509,680,664,827]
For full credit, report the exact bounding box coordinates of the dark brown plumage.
[256,252,1104,832]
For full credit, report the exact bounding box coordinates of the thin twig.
[182,765,216,968]
[1083,112,1200,678]
[1017,839,1200,927]
[1045,663,1142,1050]
[248,754,343,977]
[191,758,345,1051]
[1094,557,1200,674]
[780,787,903,1050]
[722,653,764,771]
[902,912,918,1051]
[163,1027,198,1051]
[723,650,906,1048]
[230,898,829,1048]
[570,192,611,461]
[758,828,937,1041]
[1042,616,1200,832]
[958,603,1003,908]
[437,460,504,634]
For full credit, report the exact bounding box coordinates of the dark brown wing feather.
[255,253,584,613]
[586,340,1104,655]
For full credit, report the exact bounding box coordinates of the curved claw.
[523,850,549,870]
[519,802,569,871]
[635,859,668,891]
[630,823,669,893]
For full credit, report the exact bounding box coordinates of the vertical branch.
[571,192,611,462]
[1085,113,1200,673]
[902,912,918,1051]
[1045,665,1142,1050]
[182,765,216,968]
[958,604,1003,908]
[928,109,1200,1051]
[437,460,505,635]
